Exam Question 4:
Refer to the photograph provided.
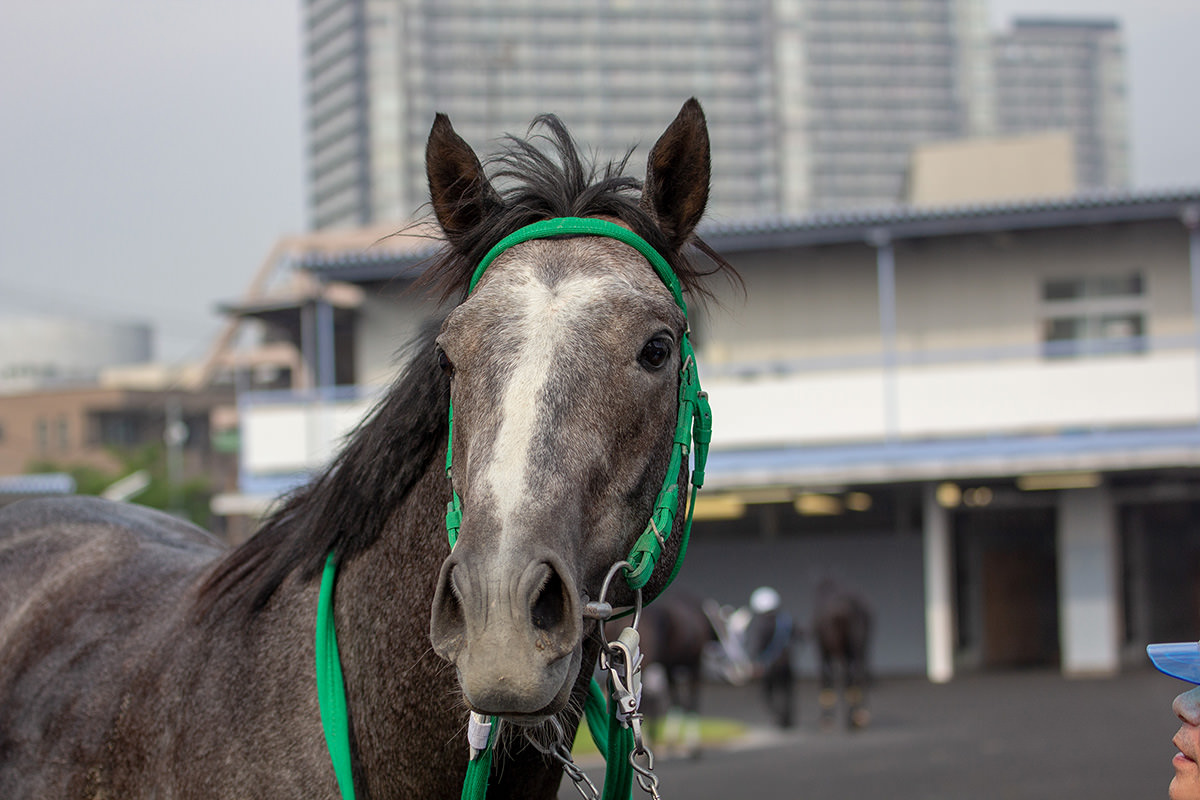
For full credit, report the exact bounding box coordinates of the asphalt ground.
[562,667,1184,799]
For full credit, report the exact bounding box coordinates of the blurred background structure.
[302,0,1127,224]
[4,0,1200,685]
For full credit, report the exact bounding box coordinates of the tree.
[28,442,213,526]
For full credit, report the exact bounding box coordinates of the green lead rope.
[318,553,496,800]
[460,735,494,800]
[316,553,356,800]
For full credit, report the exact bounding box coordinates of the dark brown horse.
[813,577,873,730]
[0,99,733,798]
[607,590,714,756]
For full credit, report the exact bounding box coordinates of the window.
[35,419,49,455]
[1041,273,1146,358]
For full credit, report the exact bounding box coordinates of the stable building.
[215,188,1200,680]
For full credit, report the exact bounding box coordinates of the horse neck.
[315,451,463,794]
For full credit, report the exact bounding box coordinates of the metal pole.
[922,484,955,683]
[1185,206,1200,427]
[165,397,186,515]
[871,230,899,443]
[316,299,336,390]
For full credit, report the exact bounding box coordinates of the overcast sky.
[1,1,1197,364]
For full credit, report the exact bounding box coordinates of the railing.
[706,334,1200,449]
[233,333,1200,492]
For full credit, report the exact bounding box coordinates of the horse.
[606,590,714,757]
[0,98,736,798]
[812,577,873,730]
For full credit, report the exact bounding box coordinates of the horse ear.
[426,114,501,247]
[641,98,710,251]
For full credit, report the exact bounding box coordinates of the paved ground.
[562,667,1184,799]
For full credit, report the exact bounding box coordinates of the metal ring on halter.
[596,560,642,643]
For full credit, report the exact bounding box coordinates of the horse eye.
[437,348,454,377]
[638,337,672,371]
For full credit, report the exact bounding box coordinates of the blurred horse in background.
[608,590,714,757]
[813,577,873,730]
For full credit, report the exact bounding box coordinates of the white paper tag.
[468,712,493,758]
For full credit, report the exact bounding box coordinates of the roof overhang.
[700,188,1200,253]
[705,425,1200,491]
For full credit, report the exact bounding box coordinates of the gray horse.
[0,99,734,798]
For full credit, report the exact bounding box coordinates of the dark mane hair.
[195,322,449,618]
[417,113,736,304]
[196,113,737,618]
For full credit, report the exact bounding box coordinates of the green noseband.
[443,217,712,591]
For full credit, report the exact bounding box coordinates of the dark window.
[1041,273,1146,359]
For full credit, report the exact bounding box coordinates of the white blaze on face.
[484,268,612,540]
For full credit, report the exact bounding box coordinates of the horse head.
[425,100,711,723]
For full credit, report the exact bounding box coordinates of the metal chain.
[525,717,599,800]
[630,745,662,800]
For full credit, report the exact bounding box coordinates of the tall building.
[794,0,991,210]
[992,18,1129,191]
[304,1,1125,227]
[306,0,782,227]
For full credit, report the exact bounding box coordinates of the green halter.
[442,217,712,591]
[316,217,712,800]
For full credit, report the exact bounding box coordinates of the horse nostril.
[530,567,567,635]
[430,560,467,659]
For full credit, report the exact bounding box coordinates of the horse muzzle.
[430,548,583,718]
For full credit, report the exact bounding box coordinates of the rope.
[316,553,356,800]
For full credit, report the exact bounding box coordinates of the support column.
[1185,206,1200,424]
[1057,485,1120,677]
[923,484,955,683]
[870,230,898,443]
[299,302,317,390]
[316,299,336,389]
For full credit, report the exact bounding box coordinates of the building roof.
[1010,17,1120,32]
[705,425,1200,491]
[297,188,1200,284]
[0,473,76,498]
[701,187,1200,253]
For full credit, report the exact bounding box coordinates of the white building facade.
[222,189,1200,679]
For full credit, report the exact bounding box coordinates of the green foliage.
[571,716,747,758]
[27,442,213,525]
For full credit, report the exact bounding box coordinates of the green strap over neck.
[316,553,355,800]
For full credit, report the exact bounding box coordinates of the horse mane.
[194,321,449,618]
[416,113,738,304]
[196,113,738,619]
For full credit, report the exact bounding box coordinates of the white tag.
[468,712,493,759]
